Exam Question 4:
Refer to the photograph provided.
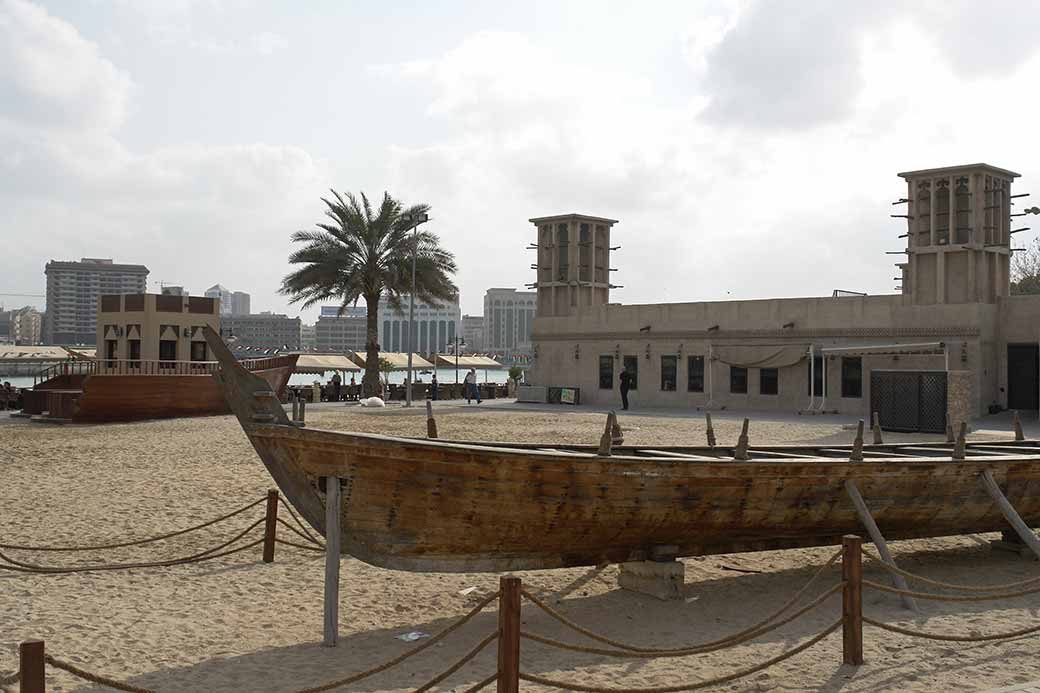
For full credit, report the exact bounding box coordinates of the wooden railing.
[34,355,296,385]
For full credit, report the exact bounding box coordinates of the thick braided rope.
[862,578,1040,602]
[0,519,265,574]
[412,632,498,693]
[44,655,154,693]
[862,547,1040,593]
[518,620,842,693]
[0,670,19,686]
[275,537,326,553]
[277,498,326,546]
[521,582,842,658]
[863,616,1040,642]
[521,548,841,654]
[459,673,497,693]
[292,591,499,693]
[0,497,265,552]
[276,518,326,548]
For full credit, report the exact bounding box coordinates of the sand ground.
[2,405,1040,692]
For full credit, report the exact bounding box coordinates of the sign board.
[560,388,577,405]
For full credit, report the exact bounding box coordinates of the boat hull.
[247,424,1040,572]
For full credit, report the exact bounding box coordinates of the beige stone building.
[96,293,220,365]
[528,164,1039,430]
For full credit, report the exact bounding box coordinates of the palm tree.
[280,190,457,397]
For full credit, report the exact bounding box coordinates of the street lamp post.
[399,211,430,407]
[453,336,466,384]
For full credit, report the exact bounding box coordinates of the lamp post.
[452,336,466,384]
[399,211,430,407]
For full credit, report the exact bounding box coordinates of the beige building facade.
[528,164,1040,426]
[96,293,221,365]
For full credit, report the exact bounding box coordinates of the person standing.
[464,368,481,404]
[330,371,342,402]
[431,373,439,401]
[619,366,631,411]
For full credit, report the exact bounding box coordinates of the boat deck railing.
[33,355,294,386]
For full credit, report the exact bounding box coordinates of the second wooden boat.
[204,327,1040,573]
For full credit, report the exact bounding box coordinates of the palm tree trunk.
[363,294,381,398]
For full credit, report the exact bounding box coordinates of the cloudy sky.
[3,0,1040,321]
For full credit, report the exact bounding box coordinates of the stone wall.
[947,370,973,428]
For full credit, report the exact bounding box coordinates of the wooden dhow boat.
[204,327,1040,573]
[21,353,297,423]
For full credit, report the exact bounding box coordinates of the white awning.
[294,354,362,374]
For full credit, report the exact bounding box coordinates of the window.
[622,355,638,390]
[807,356,823,396]
[104,339,118,367]
[128,339,141,368]
[842,357,863,398]
[190,341,207,362]
[599,355,614,389]
[661,355,677,391]
[760,368,778,395]
[159,339,177,367]
[687,356,704,392]
[730,366,748,394]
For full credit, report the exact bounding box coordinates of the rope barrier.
[276,518,326,548]
[0,520,265,574]
[458,673,497,693]
[292,591,499,693]
[278,497,325,547]
[521,549,842,654]
[0,497,266,552]
[863,616,1040,642]
[521,582,842,658]
[412,632,498,693]
[517,620,842,693]
[44,654,154,693]
[274,537,326,553]
[862,578,1040,602]
[862,547,1040,593]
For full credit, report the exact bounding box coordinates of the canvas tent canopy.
[711,344,809,369]
[294,354,361,374]
[433,354,503,369]
[0,346,87,364]
[349,352,435,370]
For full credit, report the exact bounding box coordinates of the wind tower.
[896,164,1025,304]
[527,214,619,317]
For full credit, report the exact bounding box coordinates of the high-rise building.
[44,258,149,345]
[462,315,484,352]
[232,291,251,316]
[221,312,301,351]
[377,296,460,355]
[204,285,232,315]
[316,314,366,352]
[301,323,317,350]
[160,285,189,296]
[9,307,43,345]
[483,288,536,358]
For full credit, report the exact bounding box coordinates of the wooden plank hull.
[200,327,1040,573]
[38,357,297,423]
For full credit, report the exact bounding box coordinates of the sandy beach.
[3,405,1040,692]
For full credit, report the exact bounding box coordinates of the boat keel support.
[980,469,1040,561]
[844,480,918,612]
[618,555,685,601]
[324,476,342,647]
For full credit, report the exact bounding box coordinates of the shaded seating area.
[349,352,435,401]
[289,354,361,402]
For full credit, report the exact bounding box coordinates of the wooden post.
[323,477,341,647]
[292,393,299,422]
[953,422,967,460]
[945,413,955,444]
[426,400,438,439]
[1014,410,1024,441]
[262,489,279,563]
[20,639,45,693]
[299,397,306,424]
[733,418,749,461]
[597,412,614,456]
[844,480,918,612]
[497,576,521,693]
[705,412,716,448]
[841,536,863,666]
[871,411,883,445]
[850,420,864,462]
[980,469,1040,560]
[611,415,624,446]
